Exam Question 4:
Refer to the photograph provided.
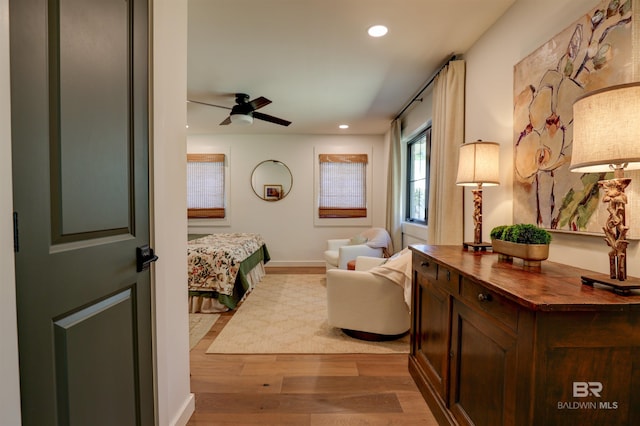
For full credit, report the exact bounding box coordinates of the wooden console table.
[409,245,640,426]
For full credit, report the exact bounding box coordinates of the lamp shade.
[456,140,500,186]
[570,82,640,173]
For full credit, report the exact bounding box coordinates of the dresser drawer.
[414,253,437,281]
[460,277,518,331]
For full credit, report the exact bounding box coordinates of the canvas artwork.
[513,0,639,236]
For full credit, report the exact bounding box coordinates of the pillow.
[349,235,368,245]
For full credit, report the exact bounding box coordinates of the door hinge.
[13,212,19,253]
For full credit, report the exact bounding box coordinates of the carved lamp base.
[462,241,492,252]
[581,274,640,296]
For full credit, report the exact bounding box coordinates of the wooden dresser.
[409,245,640,426]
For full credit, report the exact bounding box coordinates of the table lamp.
[570,82,640,294]
[456,140,500,251]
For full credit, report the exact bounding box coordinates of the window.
[187,153,225,218]
[318,153,368,218]
[406,127,431,224]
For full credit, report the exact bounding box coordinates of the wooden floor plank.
[356,359,413,377]
[194,392,403,414]
[281,375,420,394]
[241,360,359,377]
[187,412,311,425]
[310,412,440,425]
[190,375,283,394]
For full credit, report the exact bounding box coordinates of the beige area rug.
[189,313,220,349]
[206,274,409,354]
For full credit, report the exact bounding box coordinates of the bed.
[187,233,270,313]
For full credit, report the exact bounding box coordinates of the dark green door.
[10,0,154,424]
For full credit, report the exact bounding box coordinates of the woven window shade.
[187,154,225,218]
[318,154,367,218]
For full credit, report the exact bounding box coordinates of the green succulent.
[490,224,552,245]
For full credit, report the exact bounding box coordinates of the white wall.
[187,133,389,266]
[153,0,192,425]
[464,0,640,277]
[0,0,22,423]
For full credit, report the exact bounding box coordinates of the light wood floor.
[186,269,438,425]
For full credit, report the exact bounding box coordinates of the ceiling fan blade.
[187,99,232,110]
[248,96,271,111]
[253,111,291,127]
[219,116,232,125]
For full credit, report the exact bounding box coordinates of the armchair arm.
[327,238,350,251]
[355,256,387,271]
[337,244,383,269]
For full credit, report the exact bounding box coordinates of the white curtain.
[385,119,403,252]
[427,60,465,245]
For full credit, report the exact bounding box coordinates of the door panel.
[53,289,137,425]
[10,0,154,424]
[52,0,131,240]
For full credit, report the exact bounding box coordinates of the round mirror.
[251,160,293,201]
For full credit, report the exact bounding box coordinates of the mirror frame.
[250,159,293,201]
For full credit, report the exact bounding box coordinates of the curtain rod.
[394,53,459,121]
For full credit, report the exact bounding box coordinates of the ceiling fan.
[188,93,292,127]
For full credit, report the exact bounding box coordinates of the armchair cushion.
[324,228,392,270]
[324,240,382,270]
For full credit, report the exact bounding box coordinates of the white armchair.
[323,227,392,270]
[324,239,382,270]
[326,251,411,341]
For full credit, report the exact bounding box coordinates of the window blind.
[187,153,225,218]
[318,153,367,218]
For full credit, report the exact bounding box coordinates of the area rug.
[189,313,220,349]
[206,274,409,354]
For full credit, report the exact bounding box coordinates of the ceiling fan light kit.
[230,113,253,125]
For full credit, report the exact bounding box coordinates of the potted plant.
[490,224,552,266]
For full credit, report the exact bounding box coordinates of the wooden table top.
[411,245,640,312]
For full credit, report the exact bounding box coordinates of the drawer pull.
[421,261,430,267]
[477,293,492,302]
[446,270,451,281]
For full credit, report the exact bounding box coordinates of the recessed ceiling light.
[367,25,388,37]
[339,124,349,129]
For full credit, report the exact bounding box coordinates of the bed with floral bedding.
[187,233,270,313]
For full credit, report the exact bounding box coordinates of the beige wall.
[464,0,640,277]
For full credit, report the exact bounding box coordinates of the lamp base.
[463,242,492,252]
[581,274,640,296]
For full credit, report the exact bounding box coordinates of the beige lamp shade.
[571,82,640,173]
[456,140,500,186]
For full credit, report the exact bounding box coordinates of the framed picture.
[512,0,639,237]
[264,184,283,201]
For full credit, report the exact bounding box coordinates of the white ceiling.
[187,0,515,135]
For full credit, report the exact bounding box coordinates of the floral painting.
[513,0,638,236]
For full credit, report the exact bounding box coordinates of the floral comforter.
[187,233,266,296]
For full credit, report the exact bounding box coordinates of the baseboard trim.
[171,393,195,426]
[266,260,325,268]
